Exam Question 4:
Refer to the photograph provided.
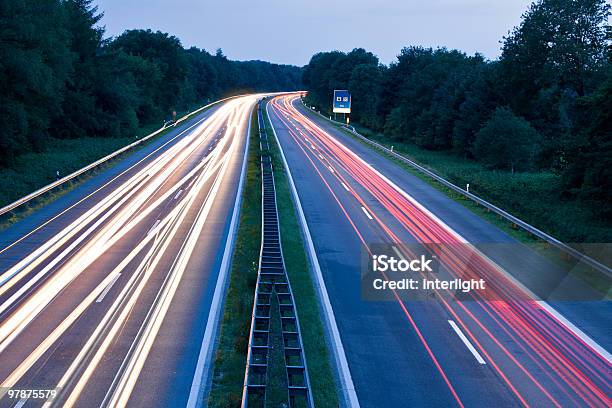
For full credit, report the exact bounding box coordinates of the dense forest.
[1,0,610,242]
[303,0,611,228]
[0,0,302,166]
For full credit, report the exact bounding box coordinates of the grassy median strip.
[262,104,340,407]
[209,104,339,407]
[266,287,290,407]
[208,111,261,407]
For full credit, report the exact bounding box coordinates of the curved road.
[0,95,260,408]
[267,94,611,408]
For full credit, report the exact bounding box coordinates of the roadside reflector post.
[466,183,470,193]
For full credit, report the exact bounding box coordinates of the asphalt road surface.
[0,95,261,408]
[267,94,611,408]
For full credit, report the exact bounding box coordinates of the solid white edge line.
[360,207,373,220]
[535,301,612,363]
[267,100,360,408]
[95,273,121,303]
[376,162,612,364]
[299,100,612,365]
[448,320,487,365]
[0,95,245,217]
[185,102,254,408]
[0,107,221,257]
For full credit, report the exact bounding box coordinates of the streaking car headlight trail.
[0,95,261,407]
[268,94,611,408]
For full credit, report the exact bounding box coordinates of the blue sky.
[96,0,533,66]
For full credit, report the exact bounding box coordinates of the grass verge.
[0,105,215,231]
[312,110,610,295]
[262,103,340,407]
[209,103,340,407]
[319,114,610,244]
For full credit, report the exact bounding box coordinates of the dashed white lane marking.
[13,400,27,408]
[328,166,335,173]
[448,320,486,365]
[146,219,161,236]
[174,189,183,200]
[392,246,406,260]
[360,206,373,220]
[318,154,324,160]
[341,182,350,192]
[96,273,122,303]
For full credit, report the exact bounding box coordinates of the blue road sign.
[333,90,351,113]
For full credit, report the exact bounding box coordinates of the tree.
[185,47,218,101]
[302,51,345,110]
[302,48,378,115]
[0,0,71,162]
[0,3,303,167]
[349,63,382,129]
[498,0,611,168]
[54,0,105,138]
[500,0,610,99]
[452,63,502,157]
[473,107,541,173]
[562,68,612,219]
[378,47,486,148]
[110,30,191,118]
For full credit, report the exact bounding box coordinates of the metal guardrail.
[242,104,314,408]
[302,100,612,279]
[0,95,245,217]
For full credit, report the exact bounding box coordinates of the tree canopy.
[0,0,302,166]
[473,107,540,173]
[302,0,611,220]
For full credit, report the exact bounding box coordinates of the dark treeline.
[303,0,611,221]
[0,0,301,166]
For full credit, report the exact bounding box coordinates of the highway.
[267,95,611,407]
[0,95,260,408]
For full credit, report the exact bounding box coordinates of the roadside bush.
[473,107,540,173]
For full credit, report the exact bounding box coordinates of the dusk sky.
[96,0,533,66]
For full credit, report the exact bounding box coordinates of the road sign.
[333,90,351,113]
